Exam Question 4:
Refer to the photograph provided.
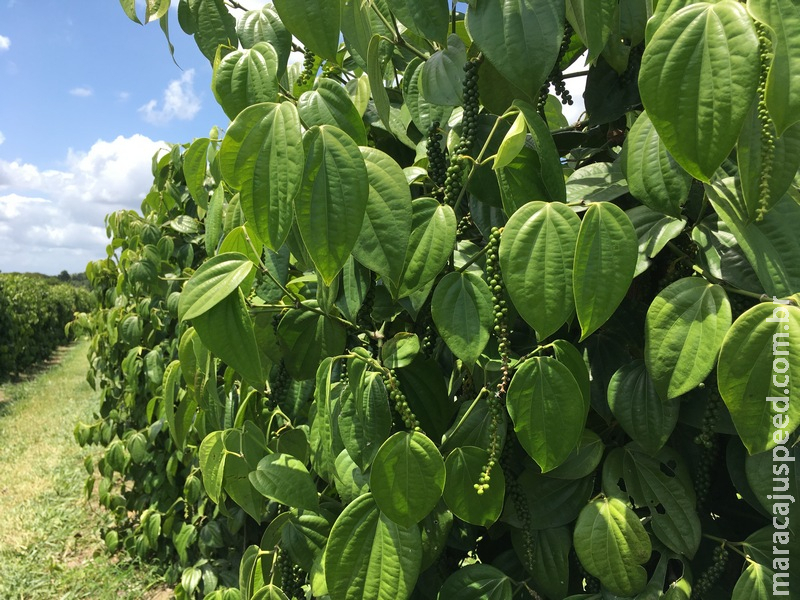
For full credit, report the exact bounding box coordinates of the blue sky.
[0,1,584,275]
[0,0,241,274]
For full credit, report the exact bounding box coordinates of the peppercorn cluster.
[475,227,508,494]
[755,21,775,221]
[443,56,483,207]
[691,545,729,599]
[297,48,316,86]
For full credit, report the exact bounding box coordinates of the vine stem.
[241,228,373,335]
[702,534,749,560]
[455,242,492,273]
[561,69,590,79]
[369,4,429,60]
[664,241,769,301]
[452,109,513,210]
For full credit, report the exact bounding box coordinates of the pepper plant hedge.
[75,0,800,598]
[0,273,93,379]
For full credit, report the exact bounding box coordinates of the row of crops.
[72,0,799,599]
[0,273,94,380]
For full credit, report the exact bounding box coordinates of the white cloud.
[139,69,201,125]
[0,35,9,51]
[117,91,131,102]
[0,131,5,146]
[69,86,93,97]
[0,135,168,274]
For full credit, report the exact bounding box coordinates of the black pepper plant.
[76,0,800,598]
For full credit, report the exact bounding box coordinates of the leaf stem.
[455,242,492,273]
[561,69,590,79]
[369,4,429,60]
[452,111,508,210]
[664,241,768,301]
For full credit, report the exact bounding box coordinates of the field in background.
[0,340,169,599]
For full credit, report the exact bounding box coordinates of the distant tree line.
[0,272,95,380]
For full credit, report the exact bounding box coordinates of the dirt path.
[0,341,170,599]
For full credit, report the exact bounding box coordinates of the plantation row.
[0,273,93,379]
[74,1,799,599]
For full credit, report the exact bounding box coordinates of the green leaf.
[621,111,692,217]
[517,527,571,600]
[431,271,493,365]
[237,5,292,76]
[298,79,368,146]
[745,442,799,516]
[397,356,458,443]
[496,146,554,216]
[187,0,238,62]
[370,431,445,526]
[645,0,696,43]
[403,58,453,135]
[440,395,508,457]
[420,34,467,107]
[621,446,701,557]
[381,333,420,370]
[333,449,370,504]
[199,430,226,504]
[748,0,800,135]
[324,493,422,600]
[220,102,303,250]
[419,502,452,571]
[276,302,348,381]
[442,447,505,527]
[506,356,587,472]
[737,103,800,220]
[250,453,319,511]
[119,0,142,24]
[732,562,773,600]
[252,585,290,600]
[565,162,628,204]
[551,339,591,415]
[205,186,225,255]
[547,429,605,480]
[395,199,457,299]
[184,138,210,209]
[367,35,392,131]
[192,289,264,388]
[340,0,373,64]
[500,201,580,339]
[179,252,255,321]
[566,0,616,62]
[718,301,800,453]
[212,42,279,120]
[645,278,732,399]
[466,0,565,99]
[296,126,369,284]
[339,370,392,470]
[638,1,760,181]
[163,360,187,449]
[608,360,679,455]
[626,205,687,276]
[511,100,567,204]
[353,147,413,287]
[281,507,334,578]
[504,469,594,529]
[273,0,340,61]
[573,202,638,340]
[386,0,449,45]
[573,496,652,597]
[493,113,527,171]
[707,179,800,296]
[437,564,513,600]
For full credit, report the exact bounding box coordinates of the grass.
[0,340,170,599]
